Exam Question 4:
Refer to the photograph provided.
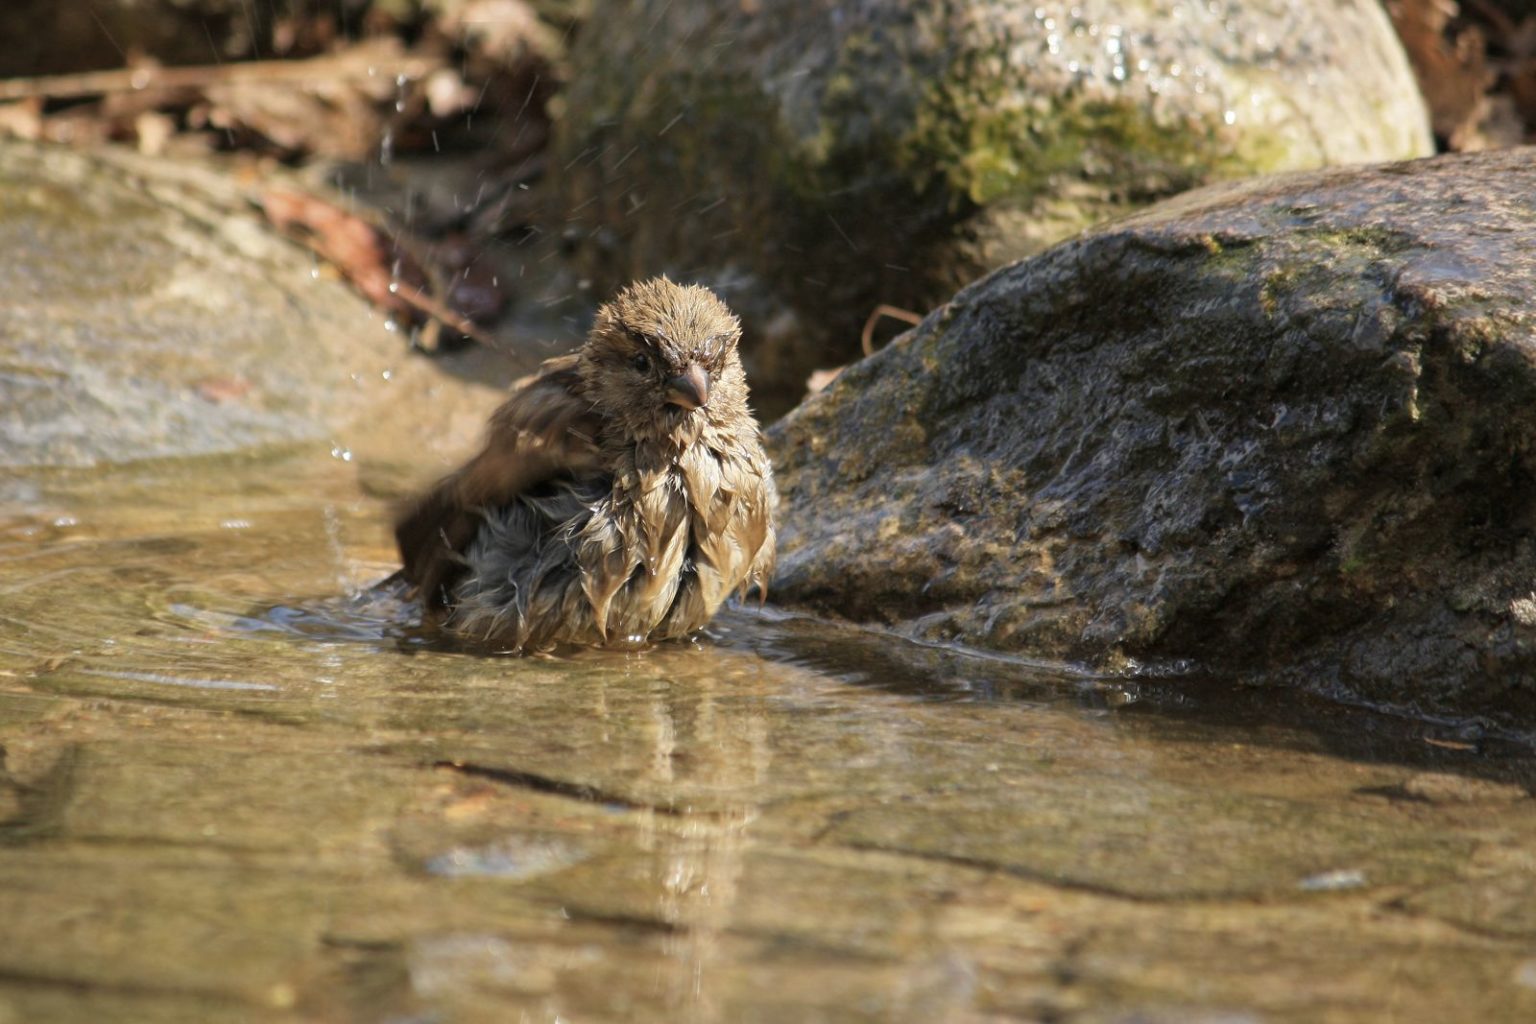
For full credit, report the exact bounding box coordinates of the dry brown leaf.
[261,188,428,320]
[260,188,505,349]
[1388,0,1495,149]
[805,366,846,396]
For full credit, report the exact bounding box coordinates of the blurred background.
[2,0,1521,415]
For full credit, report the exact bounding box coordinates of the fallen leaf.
[1388,0,1494,149]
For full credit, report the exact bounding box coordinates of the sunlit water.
[2,449,1534,1023]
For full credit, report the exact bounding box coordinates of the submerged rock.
[556,0,1432,406]
[770,148,1536,723]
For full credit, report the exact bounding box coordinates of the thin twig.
[860,304,924,357]
[393,280,500,350]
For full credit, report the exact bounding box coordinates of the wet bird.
[394,277,776,650]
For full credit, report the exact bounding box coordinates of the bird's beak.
[665,364,710,410]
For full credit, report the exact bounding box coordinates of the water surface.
[1,450,1534,1023]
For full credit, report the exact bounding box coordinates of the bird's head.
[581,276,748,444]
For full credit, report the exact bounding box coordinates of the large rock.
[0,140,515,471]
[556,0,1433,406]
[770,148,1536,724]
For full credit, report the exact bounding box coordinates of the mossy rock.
[768,148,1536,726]
[555,0,1432,409]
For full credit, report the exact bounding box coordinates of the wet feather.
[394,277,775,650]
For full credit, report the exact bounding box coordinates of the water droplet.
[1298,868,1366,892]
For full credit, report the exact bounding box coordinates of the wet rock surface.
[0,140,519,471]
[770,148,1536,726]
[556,0,1431,404]
[1,455,1534,1023]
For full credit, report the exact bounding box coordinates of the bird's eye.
[631,352,651,373]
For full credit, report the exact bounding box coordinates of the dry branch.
[0,45,438,104]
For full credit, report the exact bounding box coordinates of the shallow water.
[1,449,1535,1023]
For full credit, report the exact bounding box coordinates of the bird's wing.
[394,353,604,608]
